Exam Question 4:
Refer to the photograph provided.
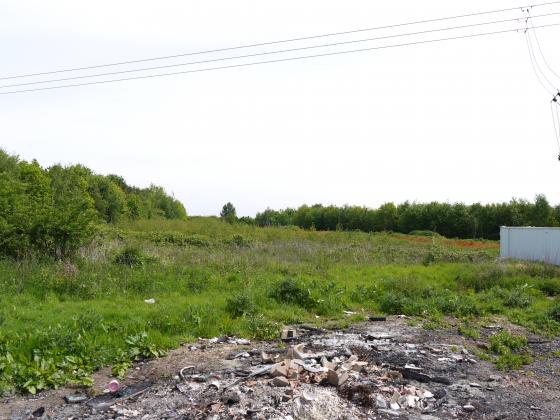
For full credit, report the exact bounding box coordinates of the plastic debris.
[64,395,88,404]
[179,365,195,380]
[107,380,120,394]
[144,298,155,304]
[208,379,221,390]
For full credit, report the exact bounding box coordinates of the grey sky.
[1,0,560,216]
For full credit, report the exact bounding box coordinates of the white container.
[500,226,560,265]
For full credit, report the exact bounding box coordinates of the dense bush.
[0,153,97,258]
[0,150,187,258]
[225,293,256,318]
[114,246,148,267]
[269,278,316,309]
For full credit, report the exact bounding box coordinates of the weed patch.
[488,331,532,371]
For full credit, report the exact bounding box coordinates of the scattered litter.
[88,402,113,411]
[143,298,155,304]
[221,390,241,404]
[261,351,279,364]
[463,404,476,412]
[232,351,250,359]
[208,379,221,390]
[281,328,298,340]
[64,395,88,404]
[375,393,388,408]
[179,365,195,380]
[14,319,551,420]
[302,390,317,401]
[107,380,120,394]
[31,407,45,417]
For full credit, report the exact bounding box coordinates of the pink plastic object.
[107,380,120,393]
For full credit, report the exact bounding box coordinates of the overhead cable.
[3,12,560,90]
[551,101,560,151]
[2,22,560,95]
[1,0,560,81]
[527,14,560,81]
[525,30,557,94]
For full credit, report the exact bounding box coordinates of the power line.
[525,12,559,91]
[4,12,560,90]
[527,15,560,81]
[2,1,560,81]
[2,22,559,96]
[525,30,557,94]
[551,101,560,152]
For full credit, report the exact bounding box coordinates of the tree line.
[0,150,186,258]
[251,196,558,240]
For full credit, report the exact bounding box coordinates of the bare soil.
[2,317,559,420]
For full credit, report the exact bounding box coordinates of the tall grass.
[0,218,558,395]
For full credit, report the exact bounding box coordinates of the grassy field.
[1,217,560,395]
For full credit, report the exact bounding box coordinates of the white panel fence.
[500,227,560,265]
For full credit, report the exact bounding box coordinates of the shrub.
[350,285,378,303]
[503,286,533,309]
[488,331,532,370]
[536,278,560,296]
[456,266,506,292]
[548,301,560,322]
[522,263,560,279]
[225,293,256,318]
[114,247,146,267]
[144,232,210,247]
[489,331,528,354]
[495,353,533,370]
[226,234,252,247]
[124,332,166,360]
[245,314,282,341]
[269,278,315,309]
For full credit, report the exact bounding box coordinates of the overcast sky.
[1,0,560,216]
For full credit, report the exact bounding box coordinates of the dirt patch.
[442,239,499,250]
[2,318,559,419]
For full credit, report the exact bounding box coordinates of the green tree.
[220,202,237,223]
[47,165,97,258]
[532,194,552,226]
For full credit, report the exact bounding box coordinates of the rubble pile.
[7,319,560,419]
[74,328,486,418]
[168,330,482,419]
